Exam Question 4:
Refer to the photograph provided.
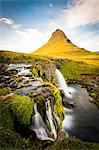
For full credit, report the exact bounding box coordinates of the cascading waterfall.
[31,103,54,141]
[55,68,75,98]
[17,67,30,76]
[46,100,57,140]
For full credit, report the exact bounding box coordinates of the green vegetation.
[32,68,39,77]
[42,82,65,128]
[50,137,99,150]
[20,83,32,87]
[0,128,28,150]
[90,91,99,108]
[0,48,99,149]
[0,87,11,96]
[0,101,14,130]
[0,51,56,83]
[54,90,64,128]
[59,61,99,80]
[10,95,34,125]
[1,128,99,150]
[0,50,51,64]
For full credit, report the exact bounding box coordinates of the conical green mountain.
[33,29,99,66]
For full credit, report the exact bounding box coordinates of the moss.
[43,82,64,128]
[54,90,64,129]
[0,101,14,130]
[16,76,23,82]
[10,95,34,125]
[0,87,11,96]
[0,128,30,149]
[32,68,39,77]
[90,91,99,108]
[20,83,31,87]
[50,137,99,150]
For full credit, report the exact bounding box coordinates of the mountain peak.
[52,29,66,37]
[33,28,86,57]
[48,29,71,44]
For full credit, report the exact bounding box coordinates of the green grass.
[0,50,52,64]
[1,128,99,150]
[50,137,99,150]
[59,61,99,80]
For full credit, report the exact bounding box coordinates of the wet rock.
[57,131,69,141]
[68,101,76,108]
[10,81,19,88]
[62,99,69,107]
[25,73,32,77]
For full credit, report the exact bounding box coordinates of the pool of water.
[62,84,99,143]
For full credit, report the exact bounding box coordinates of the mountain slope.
[33,29,99,66]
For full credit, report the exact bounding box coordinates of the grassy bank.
[0,128,99,150]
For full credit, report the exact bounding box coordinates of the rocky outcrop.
[0,63,65,141]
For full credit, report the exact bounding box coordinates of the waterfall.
[17,67,30,76]
[46,100,57,140]
[31,103,54,141]
[55,69,75,98]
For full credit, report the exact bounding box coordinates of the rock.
[57,131,69,141]
[68,101,76,108]
[62,99,68,107]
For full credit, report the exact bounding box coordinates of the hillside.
[33,29,99,66]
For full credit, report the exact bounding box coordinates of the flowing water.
[6,65,99,142]
[55,69,75,98]
[31,103,54,141]
[7,64,56,141]
[46,100,57,140]
[55,69,99,143]
[62,84,99,143]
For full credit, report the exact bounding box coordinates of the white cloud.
[0,18,14,25]
[47,0,99,51]
[0,18,49,53]
[0,0,99,54]
[48,0,99,29]
[62,0,99,29]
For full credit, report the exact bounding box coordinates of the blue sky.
[0,0,99,53]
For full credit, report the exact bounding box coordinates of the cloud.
[62,0,99,29]
[48,0,99,29]
[0,18,49,53]
[0,0,99,53]
[47,0,99,51]
[0,18,14,25]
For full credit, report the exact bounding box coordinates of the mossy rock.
[0,87,11,96]
[54,90,65,129]
[16,76,23,82]
[20,83,32,87]
[10,95,34,125]
[32,68,39,77]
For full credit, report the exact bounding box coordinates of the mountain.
[33,29,99,66]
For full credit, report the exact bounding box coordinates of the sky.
[0,0,99,53]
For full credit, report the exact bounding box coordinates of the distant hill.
[33,29,99,66]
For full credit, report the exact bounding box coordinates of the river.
[62,84,99,143]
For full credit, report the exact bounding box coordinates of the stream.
[62,84,99,143]
[2,64,99,143]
